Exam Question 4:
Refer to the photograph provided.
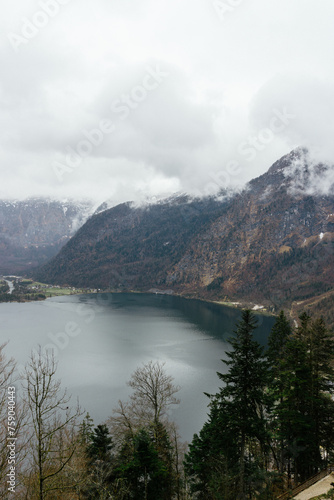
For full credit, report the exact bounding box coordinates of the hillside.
[36,149,334,326]
[0,199,93,274]
[35,195,230,289]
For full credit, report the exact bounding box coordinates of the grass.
[26,281,87,297]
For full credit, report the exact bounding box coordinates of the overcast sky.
[1,0,334,205]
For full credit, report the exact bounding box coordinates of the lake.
[0,293,275,442]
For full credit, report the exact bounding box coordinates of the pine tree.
[267,311,293,477]
[268,313,334,483]
[184,399,239,499]
[217,310,269,498]
[87,424,114,462]
[85,424,115,498]
[116,428,170,500]
[185,310,270,499]
[276,334,313,483]
[297,316,334,470]
[78,412,94,448]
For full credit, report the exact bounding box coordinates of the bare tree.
[109,361,180,450]
[22,347,83,500]
[0,343,16,497]
[128,361,180,425]
[107,361,184,499]
[0,343,29,499]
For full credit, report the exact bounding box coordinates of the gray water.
[0,293,275,441]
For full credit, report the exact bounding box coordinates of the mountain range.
[0,199,93,274]
[35,148,334,328]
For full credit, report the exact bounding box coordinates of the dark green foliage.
[115,429,168,500]
[267,310,292,368]
[184,400,240,499]
[83,424,115,498]
[87,424,114,463]
[186,310,271,499]
[186,310,334,499]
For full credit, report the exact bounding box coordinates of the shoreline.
[1,277,276,318]
[60,287,277,318]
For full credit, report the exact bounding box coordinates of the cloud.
[0,0,334,204]
[250,74,334,166]
[282,150,334,197]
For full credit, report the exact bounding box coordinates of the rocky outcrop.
[166,149,334,311]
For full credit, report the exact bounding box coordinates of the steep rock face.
[0,199,93,273]
[167,149,334,308]
[36,196,230,288]
[36,149,334,323]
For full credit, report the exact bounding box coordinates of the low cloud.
[1,0,334,204]
[282,151,334,196]
[250,74,334,166]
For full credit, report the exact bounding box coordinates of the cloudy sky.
[1,0,334,205]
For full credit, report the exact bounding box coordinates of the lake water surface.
[0,293,275,441]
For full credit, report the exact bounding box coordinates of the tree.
[128,361,180,426]
[81,424,116,499]
[273,333,313,484]
[87,424,113,463]
[267,312,334,485]
[0,343,27,499]
[303,317,334,465]
[267,311,293,478]
[217,310,269,498]
[108,361,183,499]
[78,412,94,448]
[184,399,240,499]
[293,315,334,475]
[109,361,181,456]
[267,310,292,368]
[116,427,172,500]
[186,310,270,499]
[22,347,82,499]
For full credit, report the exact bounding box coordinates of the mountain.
[166,149,334,318]
[36,149,334,327]
[0,199,93,274]
[35,195,231,289]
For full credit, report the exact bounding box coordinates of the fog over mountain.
[1,1,334,205]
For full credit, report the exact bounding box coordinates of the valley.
[0,149,333,327]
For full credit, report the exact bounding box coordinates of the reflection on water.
[0,293,275,441]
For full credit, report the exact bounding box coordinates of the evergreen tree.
[217,310,269,498]
[186,310,270,499]
[78,412,94,448]
[84,424,115,498]
[267,310,292,369]
[266,311,293,478]
[184,399,239,499]
[87,424,114,462]
[276,334,314,483]
[268,313,334,484]
[116,428,171,500]
[296,315,334,471]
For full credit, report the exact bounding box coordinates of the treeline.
[0,293,46,303]
[185,310,334,499]
[0,310,333,499]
